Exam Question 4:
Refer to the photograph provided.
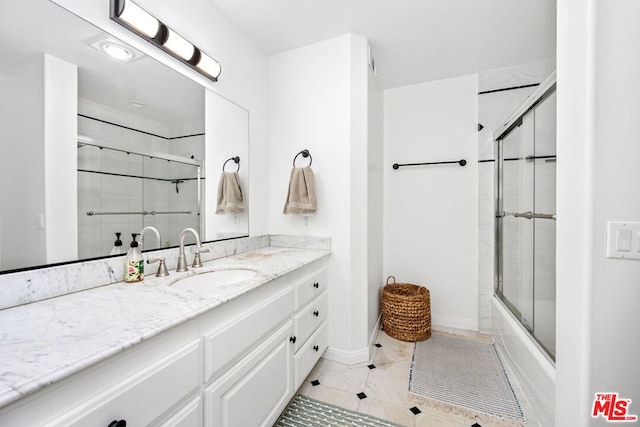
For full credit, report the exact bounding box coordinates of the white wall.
[51,0,269,237]
[0,55,77,269]
[367,68,384,340]
[268,34,373,362]
[383,75,479,331]
[0,57,46,270]
[557,0,640,425]
[44,55,78,264]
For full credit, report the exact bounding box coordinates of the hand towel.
[216,172,245,214]
[283,166,317,215]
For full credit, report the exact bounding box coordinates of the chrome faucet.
[139,226,167,276]
[139,226,161,249]
[176,228,209,272]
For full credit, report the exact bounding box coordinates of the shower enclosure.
[77,138,202,259]
[494,73,556,360]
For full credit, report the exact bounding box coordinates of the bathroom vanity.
[0,246,329,427]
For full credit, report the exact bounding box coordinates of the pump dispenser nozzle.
[110,232,124,255]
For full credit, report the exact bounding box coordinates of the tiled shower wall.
[77,99,204,259]
[477,59,556,332]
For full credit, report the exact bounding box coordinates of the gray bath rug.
[274,394,400,427]
[409,333,525,426]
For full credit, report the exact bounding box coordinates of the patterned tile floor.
[297,327,532,427]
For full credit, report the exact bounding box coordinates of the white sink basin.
[171,268,258,291]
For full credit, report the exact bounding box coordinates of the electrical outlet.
[35,214,45,229]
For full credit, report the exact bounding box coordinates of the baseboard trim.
[432,314,479,331]
[369,313,382,348]
[323,346,370,365]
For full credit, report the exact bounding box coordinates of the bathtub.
[492,296,555,426]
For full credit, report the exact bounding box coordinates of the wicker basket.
[382,276,431,342]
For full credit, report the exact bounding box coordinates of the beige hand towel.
[283,166,317,215]
[216,172,245,214]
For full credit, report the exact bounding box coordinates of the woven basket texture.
[382,280,431,342]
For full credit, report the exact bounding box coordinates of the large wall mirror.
[0,0,249,273]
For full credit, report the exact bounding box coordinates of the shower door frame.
[494,72,557,361]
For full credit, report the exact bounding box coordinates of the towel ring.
[222,156,240,172]
[293,149,312,167]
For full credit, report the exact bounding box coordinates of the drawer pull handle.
[313,310,319,317]
[313,282,319,289]
[313,345,319,352]
[290,336,297,344]
[108,421,127,427]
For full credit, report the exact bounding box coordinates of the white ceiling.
[212,0,556,89]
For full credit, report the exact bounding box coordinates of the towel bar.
[392,159,466,169]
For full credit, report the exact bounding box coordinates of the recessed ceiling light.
[102,43,133,61]
[87,35,143,63]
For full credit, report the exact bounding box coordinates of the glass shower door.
[496,91,556,360]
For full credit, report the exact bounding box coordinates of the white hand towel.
[283,166,317,215]
[216,172,245,214]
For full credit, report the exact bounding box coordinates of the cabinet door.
[204,321,294,427]
[155,396,202,427]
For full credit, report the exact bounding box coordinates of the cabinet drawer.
[47,340,201,427]
[294,321,328,389]
[293,292,328,352]
[294,266,328,310]
[204,287,294,382]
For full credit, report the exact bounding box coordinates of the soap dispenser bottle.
[110,232,124,255]
[124,233,144,283]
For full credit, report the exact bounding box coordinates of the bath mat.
[409,333,525,426]
[274,394,400,427]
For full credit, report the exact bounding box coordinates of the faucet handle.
[192,253,204,268]
[193,245,209,268]
[147,257,169,277]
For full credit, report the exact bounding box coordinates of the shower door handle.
[501,211,556,220]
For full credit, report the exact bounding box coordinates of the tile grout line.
[357,344,378,414]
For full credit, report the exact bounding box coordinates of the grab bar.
[499,211,556,220]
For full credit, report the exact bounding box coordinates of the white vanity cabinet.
[0,256,329,427]
[201,260,329,427]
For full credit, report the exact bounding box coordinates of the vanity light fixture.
[110,0,222,81]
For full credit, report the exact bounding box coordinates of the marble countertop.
[0,246,330,409]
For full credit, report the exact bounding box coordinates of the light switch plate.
[607,221,640,260]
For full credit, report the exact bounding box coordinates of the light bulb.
[102,43,133,61]
[196,52,222,79]
[164,28,195,61]
[118,0,160,38]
